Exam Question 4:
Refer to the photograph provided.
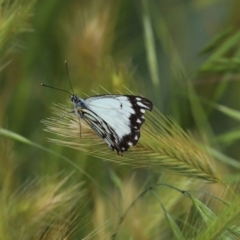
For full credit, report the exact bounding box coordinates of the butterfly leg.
[69,109,82,137]
[78,117,81,138]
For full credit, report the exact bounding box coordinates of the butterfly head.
[70,94,86,109]
[70,94,79,103]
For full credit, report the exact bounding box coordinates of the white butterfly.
[71,94,153,155]
[42,62,153,155]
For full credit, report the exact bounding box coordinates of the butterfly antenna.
[41,83,72,95]
[65,60,75,95]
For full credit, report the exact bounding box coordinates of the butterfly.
[42,62,153,155]
[70,94,153,155]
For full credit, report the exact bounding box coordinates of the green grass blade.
[141,0,160,87]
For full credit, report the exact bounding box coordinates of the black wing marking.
[116,96,153,152]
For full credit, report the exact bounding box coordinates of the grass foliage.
[1,0,240,239]
[43,104,221,183]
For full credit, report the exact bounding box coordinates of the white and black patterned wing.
[82,108,122,153]
[82,95,153,155]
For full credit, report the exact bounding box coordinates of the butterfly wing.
[82,95,153,154]
[82,108,122,154]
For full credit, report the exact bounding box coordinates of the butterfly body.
[71,94,153,155]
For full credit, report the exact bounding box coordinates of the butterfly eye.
[71,95,78,103]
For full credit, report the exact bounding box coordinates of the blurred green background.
[1,0,240,239]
